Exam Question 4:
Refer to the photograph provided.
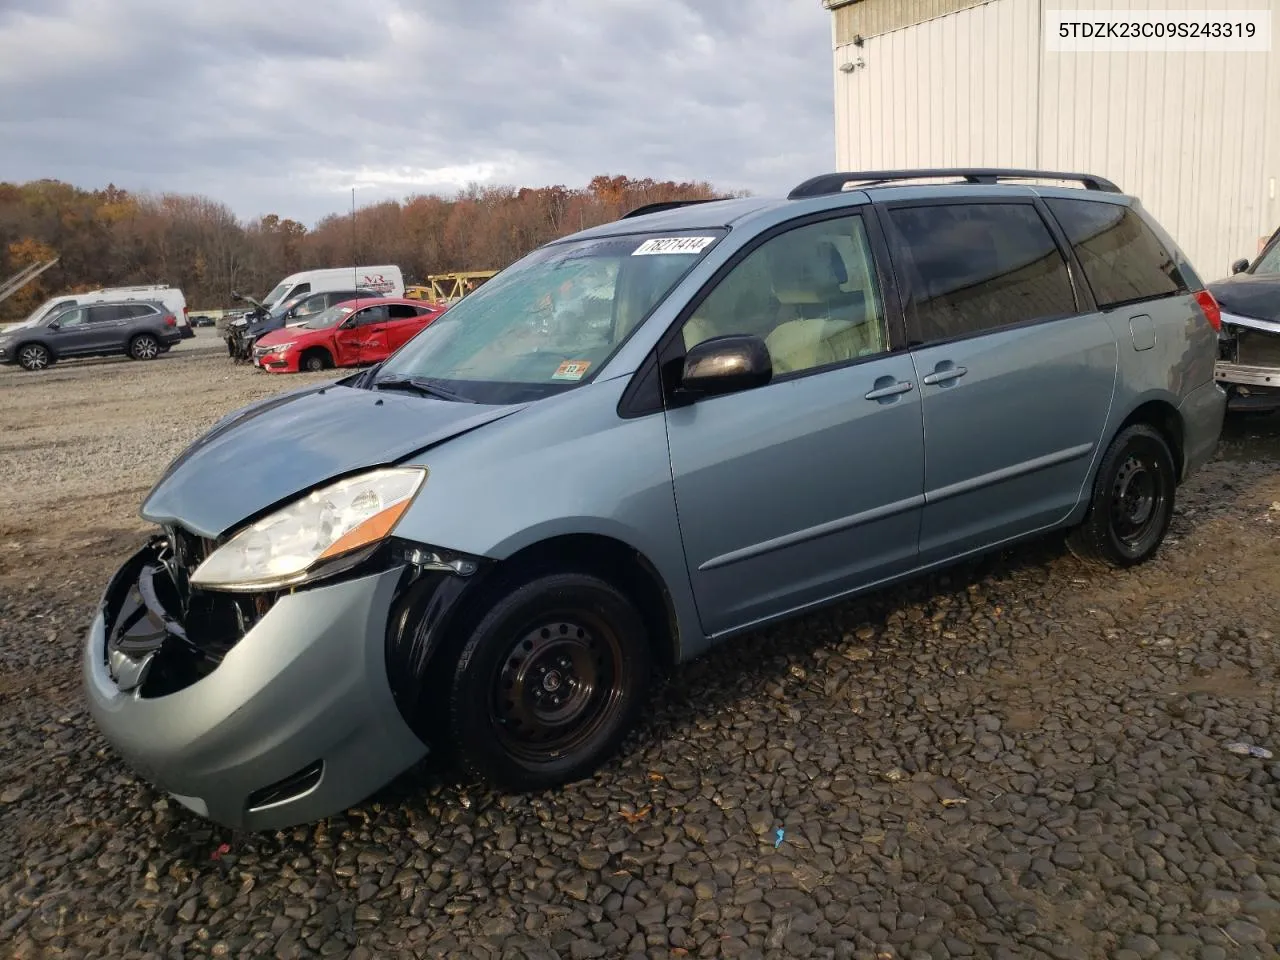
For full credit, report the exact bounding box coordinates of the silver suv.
[84,168,1226,830]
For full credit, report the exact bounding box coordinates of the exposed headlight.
[190,467,427,591]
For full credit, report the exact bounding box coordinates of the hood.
[256,325,314,346]
[141,383,528,537]
[1208,273,1280,325]
[248,314,285,337]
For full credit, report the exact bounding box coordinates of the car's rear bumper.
[83,540,429,831]
[178,326,195,339]
[1178,379,1228,478]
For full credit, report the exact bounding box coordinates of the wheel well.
[300,346,332,366]
[492,534,681,670]
[1118,400,1184,477]
[14,340,53,359]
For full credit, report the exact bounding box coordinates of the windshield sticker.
[551,360,592,381]
[632,236,717,256]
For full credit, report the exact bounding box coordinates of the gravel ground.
[2,341,1280,960]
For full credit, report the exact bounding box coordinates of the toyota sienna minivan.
[84,168,1227,830]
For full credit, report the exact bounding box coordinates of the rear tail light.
[1194,290,1222,332]
[164,314,177,327]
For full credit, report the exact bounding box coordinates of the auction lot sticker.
[632,237,717,256]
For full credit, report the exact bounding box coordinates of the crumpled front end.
[83,530,430,831]
[1216,312,1280,412]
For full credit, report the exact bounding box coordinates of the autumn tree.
[0,175,741,321]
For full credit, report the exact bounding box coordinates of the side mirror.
[679,334,772,396]
[48,321,60,331]
[1231,258,1251,275]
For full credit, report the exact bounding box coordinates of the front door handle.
[865,379,914,400]
[922,364,968,386]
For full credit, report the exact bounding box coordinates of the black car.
[0,300,183,371]
[225,288,378,361]
[189,314,217,327]
[1209,225,1280,412]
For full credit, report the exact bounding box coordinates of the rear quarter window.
[1045,198,1188,307]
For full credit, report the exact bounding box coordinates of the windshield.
[303,304,356,329]
[269,296,305,320]
[1254,234,1280,275]
[376,230,725,402]
[262,282,291,307]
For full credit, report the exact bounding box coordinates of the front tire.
[129,334,159,360]
[1067,424,1176,567]
[301,349,332,372]
[446,573,652,791]
[17,343,51,371]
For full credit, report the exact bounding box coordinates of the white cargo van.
[257,265,404,310]
[5,285,191,335]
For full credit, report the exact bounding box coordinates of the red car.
[252,297,447,373]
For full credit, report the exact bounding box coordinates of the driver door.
[46,307,96,355]
[664,211,925,637]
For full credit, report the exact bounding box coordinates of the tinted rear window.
[887,202,1077,344]
[1045,198,1188,307]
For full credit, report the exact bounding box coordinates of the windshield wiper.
[373,375,475,403]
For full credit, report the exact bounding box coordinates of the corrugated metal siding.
[835,0,1039,169]
[830,0,994,43]
[831,0,1280,281]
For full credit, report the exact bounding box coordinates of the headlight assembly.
[190,467,427,592]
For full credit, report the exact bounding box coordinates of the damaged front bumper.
[1217,312,1280,412]
[83,536,429,831]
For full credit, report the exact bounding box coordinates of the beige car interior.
[682,217,887,375]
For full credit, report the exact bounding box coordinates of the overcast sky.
[0,0,834,226]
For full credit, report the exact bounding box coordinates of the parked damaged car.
[252,297,448,373]
[84,168,1225,831]
[1209,225,1280,412]
[225,289,375,362]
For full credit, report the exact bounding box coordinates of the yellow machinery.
[405,271,498,304]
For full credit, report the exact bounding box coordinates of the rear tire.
[17,343,51,371]
[129,334,159,360]
[445,572,652,792]
[1066,424,1176,567]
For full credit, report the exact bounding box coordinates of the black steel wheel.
[17,343,50,371]
[446,572,651,791]
[302,350,330,372]
[1067,423,1176,567]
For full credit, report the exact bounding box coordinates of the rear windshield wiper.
[373,375,475,403]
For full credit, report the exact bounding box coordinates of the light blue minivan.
[84,168,1226,830]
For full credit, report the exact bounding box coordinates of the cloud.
[0,0,834,225]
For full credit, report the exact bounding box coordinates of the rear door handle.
[865,380,914,400]
[922,365,968,385]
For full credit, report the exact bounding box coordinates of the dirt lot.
[2,338,1280,960]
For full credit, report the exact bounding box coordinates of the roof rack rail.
[621,198,719,219]
[787,168,1121,199]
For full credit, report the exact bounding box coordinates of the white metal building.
[824,0,1280,281]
